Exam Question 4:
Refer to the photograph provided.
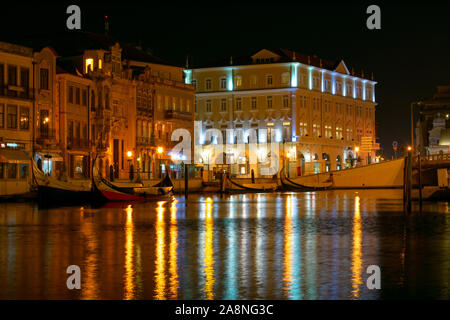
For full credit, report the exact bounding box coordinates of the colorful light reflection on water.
[0,189,449,299]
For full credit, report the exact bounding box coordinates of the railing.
[416,153,450,162]
[136,136,155,146]
[36,128,56,141]
[0,86,34,100]
[164,109,193,121]
[67,138,90,150]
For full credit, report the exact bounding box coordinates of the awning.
[36,152,63,161]
[0,149,31,163]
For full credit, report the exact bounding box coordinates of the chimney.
[185,55,189,69]
[230,56,233,65]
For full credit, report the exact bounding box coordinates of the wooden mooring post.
[184,164,188,200]
[418,152,422,208]
[404,151,413,213]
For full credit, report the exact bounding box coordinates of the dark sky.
[1,2,449,157]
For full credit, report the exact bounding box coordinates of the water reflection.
[0,190,449,299]
[154,201,166,300]
[351,194,363,299]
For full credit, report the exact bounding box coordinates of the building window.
[172,97,177,110]
[76,87,81,105]
[335,126,343,140]
[205,79,212,90]
[250,75,257,87]
[220,77,227,89]
[82,89,87,106]
[266,75,273,86]
[267,96,272,109]
[0,104,4,128]
[324,125,332,138]
[6,163,17,179]
[206,100,212,113]
[68,86,74,103]
[0,163,4,179]
[7,105,17,129]
[283,95,289,108]
[8,65,17,86]
[235,98,242,111]
[346,128,353,140]
[20,163,28,179]
[85,59,94,73]
[187,100,191,112]
[235,75,242,87]
[281,72,290,85]
[347,105,352,116]
[221,99,227,112]
[192,79,197,90]
[20,67,29,94]
[165,96,169,110]
[299,122,308,136]
[251,97,257,109]
[313,123,321,137]
[20,107,29,130]
[40,68,49,90]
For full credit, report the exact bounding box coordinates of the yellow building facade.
[0,42,33,197]
[188,49,378,177]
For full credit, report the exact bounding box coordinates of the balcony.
[67,138,90,150]
[36,128,57,145]
[136,136,155,146]
[0,85,34,100]
[164,110,193,121]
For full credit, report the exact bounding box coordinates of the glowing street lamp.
[354,146,360,153]
[157,146,163,154]
[407,146,412,152]
[127,151,133,158]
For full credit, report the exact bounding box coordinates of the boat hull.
[37,185,92,205]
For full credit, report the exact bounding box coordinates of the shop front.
[0,148,32,197]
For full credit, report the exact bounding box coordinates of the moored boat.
[92,166,173,201]
[223,174,278,193]
[280,168,332,191]
[32,160,92,205]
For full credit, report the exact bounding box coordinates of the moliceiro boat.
[280,168,332,190]
[281,158,406,190]
[222,174,278,193]
[32,160,92,204]
[92,166,174,201]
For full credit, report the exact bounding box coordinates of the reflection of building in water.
[415,86,450,155]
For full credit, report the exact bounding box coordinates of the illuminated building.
[0,42,33,197]
[414,86,450,155]
[187,48,378,176]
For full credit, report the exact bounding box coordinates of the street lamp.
[157,146,163,178]
[354,146,359,167]
[127,151,133,180]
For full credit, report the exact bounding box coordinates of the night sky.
[1,2,449,157]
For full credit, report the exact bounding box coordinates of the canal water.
[0,190,449,300]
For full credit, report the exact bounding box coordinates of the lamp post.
[157,146,163,178]
[354,146,359,167]
[127,151,133,180]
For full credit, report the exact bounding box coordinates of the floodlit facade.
[188,48,378,177]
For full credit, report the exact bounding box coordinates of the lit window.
[85,59,94,73]
[281,72,290,84]
[235,75,242,87]
[98,59,102,69]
